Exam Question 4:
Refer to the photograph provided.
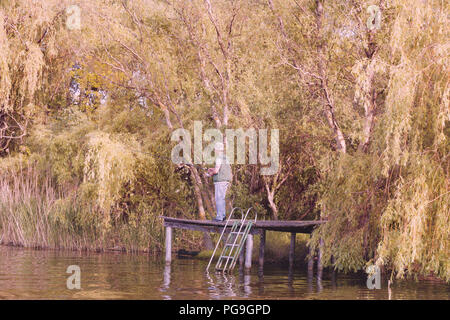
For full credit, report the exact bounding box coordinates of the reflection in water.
[206,272,238,299]
[331,268,337,290]
[242,272,252,296]
[288,266,294,294]
[307,265,314,294]
[161,263,171,300]
[0,245,448,300]
[388,280,392,300]
[257,270,265,296]
[204,269,255,299]
[205,270,254,299]
[317,277,323,293]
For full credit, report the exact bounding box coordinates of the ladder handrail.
[220,207,254,272]
[206,206,258,273]
[215,220,239,270]
[245,207,258,223]
[228,207,257,271]
[206,207,243,272]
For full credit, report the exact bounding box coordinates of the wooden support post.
[307,238,314,274]
[245,234,253,269]
[258,230,266,271]
[289,233,296,269]
[165,226,172,263]
[239,243,245,268]
[331,255,336,275]
[317,238,324,279]
[203,233,214,250]
[331,255,336,288]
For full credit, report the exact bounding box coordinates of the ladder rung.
[207,208,256,273]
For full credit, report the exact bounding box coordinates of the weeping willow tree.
[375,0,449,281]
[0,2,47,153]
[309,0,449,281]
[0,0,92,154]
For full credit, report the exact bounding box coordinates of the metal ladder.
[206,207,257,273]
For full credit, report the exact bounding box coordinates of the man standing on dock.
[205,142,232,222]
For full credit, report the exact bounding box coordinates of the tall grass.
[0,168,90,249]
[0,167,162,252]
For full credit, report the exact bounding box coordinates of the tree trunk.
[191,167,206,220]
[188,166,215,249]
[358,33,379,152]
[200,173,216,217]
[315,0,347,154]
[265,182,278,220]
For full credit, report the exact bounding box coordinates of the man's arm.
[206,158,222,176]
[207,164,220,176]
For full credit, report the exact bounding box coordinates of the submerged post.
[331,255,336,287]
[307,236,314,274]
[317,238,324,279]
[165,226,172,263]
[239,244,245,268]
[258,230,266,271]
[245,234,253,269]
[289,233,296,269]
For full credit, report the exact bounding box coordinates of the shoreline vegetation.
[0,0,448,283]
[0,167,445,283]
[0,167,309,262]
[0,168,163,253]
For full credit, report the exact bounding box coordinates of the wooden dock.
[161,216,326,271]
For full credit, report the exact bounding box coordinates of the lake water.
[0,245,448,300]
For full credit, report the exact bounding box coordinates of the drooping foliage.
[0,0,448,280]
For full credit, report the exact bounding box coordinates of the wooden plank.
[160,216,325,234]
[164,221,224,234]
[161,216,324,225]
[164,221,261,235]
[245,234,253,269]
[256,226,316,233]
[254,221,324,228]
[165,226,172,263]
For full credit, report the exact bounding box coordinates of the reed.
[0,167,165,253]
[0,168,97,250]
